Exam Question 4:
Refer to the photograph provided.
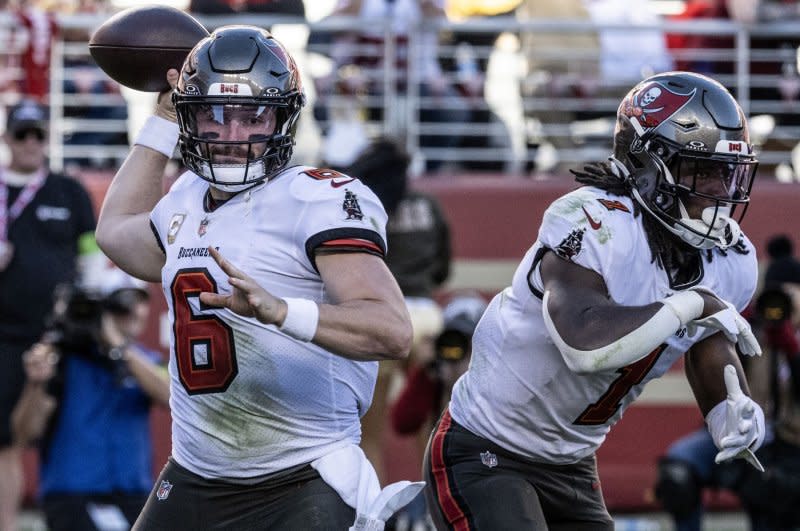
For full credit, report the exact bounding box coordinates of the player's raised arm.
[96,74,178,282]
[92,8,207,282]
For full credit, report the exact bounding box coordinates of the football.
[89,5,209,92]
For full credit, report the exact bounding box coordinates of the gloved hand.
[705,364,765,472]
[686,287,761,356]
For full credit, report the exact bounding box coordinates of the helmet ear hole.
[630,167,658,200]
[654,191,674,212]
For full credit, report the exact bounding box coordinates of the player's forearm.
[96,146,169,281]
[313,300,413,361]
[100,145,168,220]
[685,332,749,416]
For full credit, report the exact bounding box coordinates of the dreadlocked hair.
[569,161,699,275]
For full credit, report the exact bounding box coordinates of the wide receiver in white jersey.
[96,26,420,531]
[423,71,765,530]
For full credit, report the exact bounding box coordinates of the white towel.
[311,445,425,531]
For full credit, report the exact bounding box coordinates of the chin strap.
[200,161,267,193]
[673,204,741,250]
[609,156,740,251]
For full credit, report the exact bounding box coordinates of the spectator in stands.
[665,0,735,75]
[11,274,170,531]
[582,0,674,86]
[671,0,800,178]
[345,137,452,482]
[314,0,471,172]
[3,1,58,101]
[189,0,305,17]
[62,67,129,170]
[388,293,486,531]
[764,234,800,288]
[423,71,764,530]
[516,0,601,173]
[0,100,99,531]
[438,0,519,172]
[55,0,129,170]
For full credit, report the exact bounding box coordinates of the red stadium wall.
[22,173,800,512]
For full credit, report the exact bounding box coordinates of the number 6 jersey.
[150,166,388,480]
[449,186,758,464]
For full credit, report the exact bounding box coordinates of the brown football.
[89,5,209,92]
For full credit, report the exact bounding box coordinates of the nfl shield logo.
[480,450,498,468]
[156,480,173,501]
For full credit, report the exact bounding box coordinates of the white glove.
[705,364,765,472]
[686,287,761,356]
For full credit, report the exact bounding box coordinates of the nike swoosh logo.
[331,178,356,188]
[582,206,602,230]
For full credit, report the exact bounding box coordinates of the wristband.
[280,298,319,342]
[661,290,705,325]
[134,115,179,158]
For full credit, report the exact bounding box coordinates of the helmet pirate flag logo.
[621,81,696,130]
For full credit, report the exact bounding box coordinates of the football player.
[96,26,418,530]
[423,71,765,530]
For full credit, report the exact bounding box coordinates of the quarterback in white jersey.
[424,72,766,531]
[150,164,389,478]
[96,27,418,531]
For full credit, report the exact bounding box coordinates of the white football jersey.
[150,166,388,479]
[450,186,758,464]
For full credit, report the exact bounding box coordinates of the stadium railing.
[0,12,797,177]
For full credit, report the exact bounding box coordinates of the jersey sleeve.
[536,188,635,279]
[290,168,388,270]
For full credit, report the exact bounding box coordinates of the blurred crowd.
[0,0,799,178]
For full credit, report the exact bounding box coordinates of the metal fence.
[0,11,798,177]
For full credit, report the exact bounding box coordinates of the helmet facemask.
[621,128,757,250]
[176,99,301,192]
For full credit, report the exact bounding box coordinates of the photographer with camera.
[11,272,169,531]
[390,294,487,438]
[0,99,101,531]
